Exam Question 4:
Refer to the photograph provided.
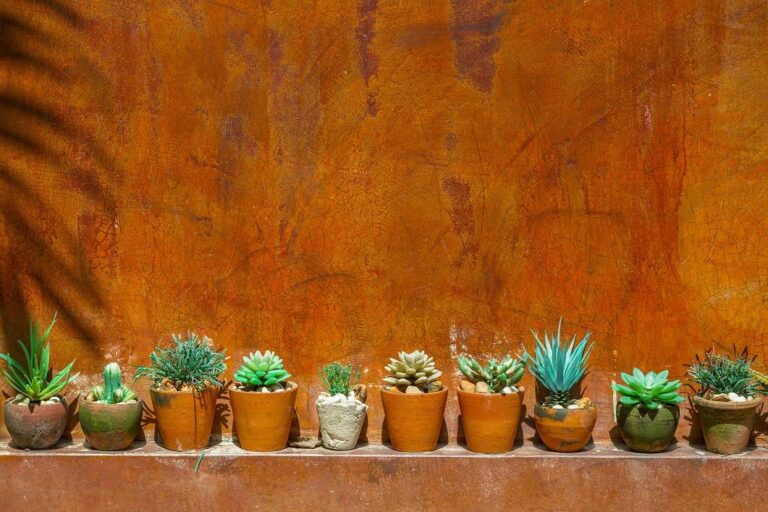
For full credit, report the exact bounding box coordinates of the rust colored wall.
[2,0,768,442]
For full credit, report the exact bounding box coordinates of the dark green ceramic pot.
[79,398,143,451]
[616,403,679,453]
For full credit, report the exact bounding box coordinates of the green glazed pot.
[693,395,760,455]
[616,403,679,453]
[79,398,143,451]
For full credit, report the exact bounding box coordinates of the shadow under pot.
[150,386,217,451]
[79,398,143,451]
[693,395,760,455]
[458,388,525,454]
[230,382,297,452]
[616,403,679,453]
[381,387,447,452]
[534,403,597,452]
[4,397,68,449]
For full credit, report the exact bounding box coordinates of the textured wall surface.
[2,0,768,442]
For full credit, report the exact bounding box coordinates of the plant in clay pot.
[456,355,526,453]
[316,362,367,450]
[0,314,78,449]
[380,350,446,452]
[524,319,596,452]
[135,333,226,451]
[688,347,762,454]
[612,369,684,453]
[230,350,297,451]
[80,363,142,451]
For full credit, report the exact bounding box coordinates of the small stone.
[459,380,476,393]
[710,393,730,401]
[552,404,564,409]
[259,386,271,393]
[353,384,368,403]
[49,396,61,402]
[426,381,443,393]
[501,387,513,395]
[272,388,285,393]
[405,386,422,394]
[269,384,284,392]
[475,381,490,394]
[574,397,593,408]
[567,404,579,410]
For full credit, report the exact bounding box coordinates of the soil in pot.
[79,398,143,451]
[150,386,217,451]
[693,395,760,455]
[4,397,68,449]
[230,382,297,451]
[458,387,524,454]
[534,400,597,452]
[616,403,678,453]
[316,392,367,450]
[381,387,447,452]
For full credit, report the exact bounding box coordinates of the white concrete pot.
[316,393,368,451]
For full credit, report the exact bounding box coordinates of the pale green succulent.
[235,350,291,390]
[458,355,525,393]
[383,350,442,392]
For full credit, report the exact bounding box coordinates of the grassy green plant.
[383,350,442,392]
[234,350,290,390]
[688,347,758,398]
[457,355,525,393]
[134,333,226,391]
[319,362,359,395]
[0,314,78,402]
[523,319,593,407]
[91,363,137,403]
[612,369,684,409]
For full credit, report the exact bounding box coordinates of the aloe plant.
[612,369,684,409]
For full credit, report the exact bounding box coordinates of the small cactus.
[91,363,137,404]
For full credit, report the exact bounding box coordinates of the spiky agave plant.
[612,369,684,409]
[383,350,442,392]
[235,350,291,391]
[457,355,525,393]
[523,319,593,407]
[91,363,137,404]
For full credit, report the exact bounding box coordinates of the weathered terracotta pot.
[693,395,760,455]
[150,386,217,451]
[616,403,678,453]
[230,382,297,451]
[534,403,597,452]
[381,387,447,452]
[458,388,525,453]
[79,398,143,451]
[4,398,68,449]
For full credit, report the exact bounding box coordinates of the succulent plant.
[0,314,78,402]
[319,362,359,395]
[458,355,525,393]
[612,369,684,409]
[383,350,442,392]
[91,363,137,404]
[688,346,758,398]
[523,319,593,407]
[235,350,291,390]
[134,333,226,391]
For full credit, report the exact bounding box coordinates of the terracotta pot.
[458,388,524,453]
[230,383,297,451]
[693,395,760,455]
[534,402,597,452]
[4,398,68,449]
[150,386,217,451]
[381,387,447,452]
[79,398,143,451]
[616,403,678,453]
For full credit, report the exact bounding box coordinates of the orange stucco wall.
[2,0,767,442]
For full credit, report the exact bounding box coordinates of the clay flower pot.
[381,387,447,452]
[693,395,760,454]
[4,398,68,449]
[616,403,678,453]
[316,393,368,450]
[230,382,297,451]
[534,403,597,452]
[79,398,143,451]
[150,386,217,451]
[458,388,525,453]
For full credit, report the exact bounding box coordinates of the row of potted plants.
[1,315,766,456]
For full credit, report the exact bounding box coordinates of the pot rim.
[534,401,597,412]
[4,396,68,407]
[457,387,525,399]
[380,386,448,397]
[230,381,298,395]
[692,395,762,410]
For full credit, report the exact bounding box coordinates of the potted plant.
[612,369,684,452]
[0,314,78,449]
[80,363,142,451]
[230,350,297,451]
[134,333,226,451]
[524,319,596,452]
[316,362,367,450]
[688,347,762,454]
[456,354,526,453]
[380,350,446,452]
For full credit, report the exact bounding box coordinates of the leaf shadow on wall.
[0,0,121,355]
